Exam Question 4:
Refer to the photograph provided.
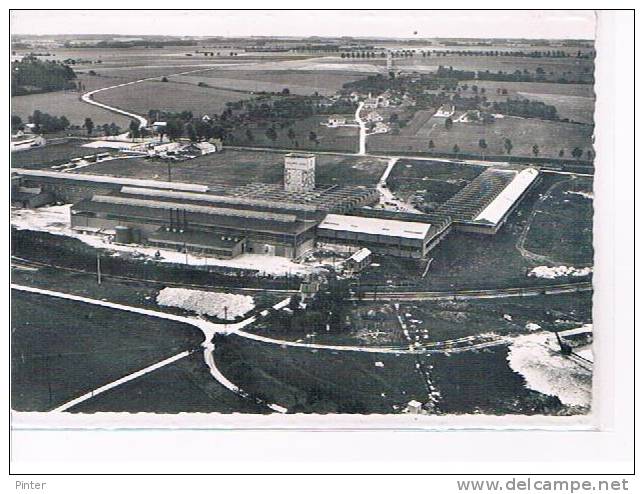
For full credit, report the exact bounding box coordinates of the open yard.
[75,148,388,186]
[11,290,202,411]
[370,116,594,160]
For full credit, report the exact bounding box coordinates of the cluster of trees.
[64,39,197,49]
[491,99,559,120]
[142,110,227,142]
[11,55,77,96]
[27,110,70,134]
[265,279,351,334]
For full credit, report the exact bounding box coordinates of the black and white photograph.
[7,7,635,482]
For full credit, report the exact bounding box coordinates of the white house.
[326,115,347,127]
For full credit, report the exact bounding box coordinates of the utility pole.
[167,162,172,182]
[96,253,102,285]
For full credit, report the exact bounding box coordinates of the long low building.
[317,213,443,259]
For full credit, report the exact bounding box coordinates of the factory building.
[12,157,540,262]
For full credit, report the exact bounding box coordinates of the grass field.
[11,141,115,169]
[523,176,594,265]
[226,115,360,153]
[11,291,202,411]
[76,148,388,186]
[69,353,264,413]
[370,116,594,159]
[387,159,486,210]
[11,90,132,128]
[214,334,428,413]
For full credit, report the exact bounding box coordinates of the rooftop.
[13,168,209,193]
[318,213,432,240]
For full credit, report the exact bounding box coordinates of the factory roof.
[474,168,539,225]
[13,168,209,193]
[318,214,432,240]
[72,197,315,236]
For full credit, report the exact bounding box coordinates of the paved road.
[354,101,367,155]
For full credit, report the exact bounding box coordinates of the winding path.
[80,67,225,131]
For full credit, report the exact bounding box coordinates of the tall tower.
[284,153,315,192]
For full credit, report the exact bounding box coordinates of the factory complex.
[11,153,540,262]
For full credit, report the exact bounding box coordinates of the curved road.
[80,67,225,131]
[355,102,367,155]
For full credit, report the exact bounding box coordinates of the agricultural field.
[393,54,595,83]
[387,159,486,210]
[92,79,243,117]
[370,115,594,160]
[11,290,203,411]
[176,69,364,96]
[10,140,115,169]
[75,148,388,186]
[522,176,594,265]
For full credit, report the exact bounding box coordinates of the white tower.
[284,153,315,192]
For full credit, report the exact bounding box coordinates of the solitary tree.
[478,138,488,158]
[309,131,318,145]
[532,144,540,157]
[245,128,254,142]
[428,139,435,152]
[287,128,296,142]
[503,138,513,155]
[11,115,23,132]
[128,120,141,139]
[445,117,453,130]
[186,123,197,142]
[559,149,565,158]
[452,143,460,156]
[84,117,94,136]
[265,126,278,142]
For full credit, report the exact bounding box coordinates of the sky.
[10,10,596,40]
